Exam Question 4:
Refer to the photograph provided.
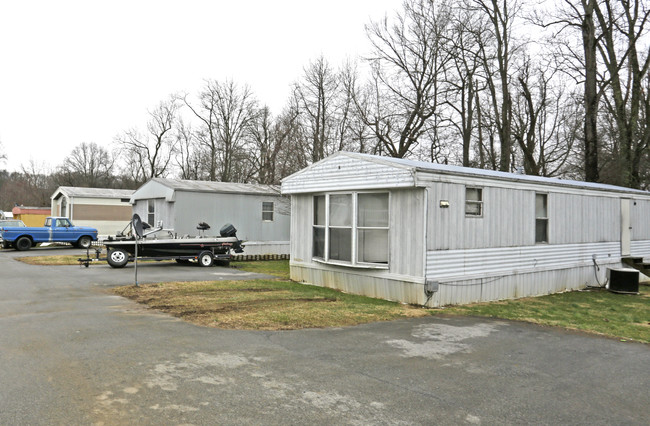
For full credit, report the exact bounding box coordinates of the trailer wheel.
[15,236,32,251]
[198,251,214,267]
[107,248,129,268]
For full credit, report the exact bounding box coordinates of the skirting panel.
[290,264,426,305]
[291,263,616,307]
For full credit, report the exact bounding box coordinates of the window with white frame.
[465,187,483,216]
[262,202,274,221]
[147,200,155,226]
[535,193,548,243]
[312,192,389,266]
[313,195,326,258]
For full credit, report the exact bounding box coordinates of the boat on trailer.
[98,221,244,268]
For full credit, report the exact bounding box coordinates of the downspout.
[422,185,430,306]
[414,169,433,306]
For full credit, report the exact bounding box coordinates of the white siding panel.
[290,263,424,305]
[631,199,650,240]
[631,240,650,258]
[389,189,425,277]
[290,195,313,263]
[427,184,532,250]
[282,156,415,194]
[551,194,618,244]
[426,242,620,281]
[430,266,605,307]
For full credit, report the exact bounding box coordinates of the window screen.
[262,202,274,221]
[312,192,389,266]
[465,187,483,216]
[147,200,155,226]
[313,196,325,258]
[535,193,548,243]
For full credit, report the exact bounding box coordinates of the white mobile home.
[281,152,650,307]
[130,178,290,256]
[51,187,134,236]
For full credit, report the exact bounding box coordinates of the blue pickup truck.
[0,217,98,251]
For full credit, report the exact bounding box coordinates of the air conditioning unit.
[606,268,639,294]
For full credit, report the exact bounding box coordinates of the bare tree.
[0,140,6,163]
[445,6,487,166]
[185,80,257,182]
[359,0,454,158]
[536,0,600,181]
[466,0,523,171]
[293,56,342,162]
[340,63,382,154]
[511,58,576,176]
[594,0,650,188]
[248,105,301,184]
[56,142,115,187]
[18,160,55,206]
[175,119,204,180]
[116,96,180,184]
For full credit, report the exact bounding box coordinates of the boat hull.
[104,236,242,258]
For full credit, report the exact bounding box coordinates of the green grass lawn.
[113,278,429,330]
[435,286,650,343]
[14,256,650,340]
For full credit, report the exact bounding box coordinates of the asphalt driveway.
[1,247,648,425]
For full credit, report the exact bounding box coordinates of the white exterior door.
[621,198,631,256]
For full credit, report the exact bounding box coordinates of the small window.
[357,193,389,264]
[535,193,548,243]
[465,187,483,216]
[147,200,155,226]
[329,194,352,261]
[262,202,274,221]
[313,196,326,258]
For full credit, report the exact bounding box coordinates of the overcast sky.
[0,0,402,172]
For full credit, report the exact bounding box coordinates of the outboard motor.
[219,223,244,253]
[219,223,237,237]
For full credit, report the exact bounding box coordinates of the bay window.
[312,192,389,266]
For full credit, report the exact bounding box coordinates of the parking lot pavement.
[1,246,273,286]
[1,248,649,425]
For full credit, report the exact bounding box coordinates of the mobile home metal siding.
[289,188,426,301]
[133,192,289,242]
[282,152,650,307]
[282,154,416,194]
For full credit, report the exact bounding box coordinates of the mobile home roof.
[281,152,650,197]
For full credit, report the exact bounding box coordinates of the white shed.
[51,187,134,236]
[130,178,290,256]
[281,152,650,307]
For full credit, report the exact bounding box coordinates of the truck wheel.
[107,248,129,268]
[15,237,32,251]
[1,240,10,249]
[77,236,92,249]
[198,251,214,267]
